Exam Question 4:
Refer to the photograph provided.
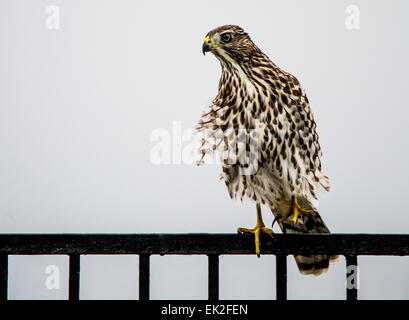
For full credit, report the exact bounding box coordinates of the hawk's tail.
[274,210,338,276]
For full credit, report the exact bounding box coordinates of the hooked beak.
[202,36,212,55]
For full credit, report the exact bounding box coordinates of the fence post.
[346,255,358,300]
[0,255,7,301]
[208,254,219,300]
[276,254,287,300]
[139,254,150,300]
[68,254,80,301]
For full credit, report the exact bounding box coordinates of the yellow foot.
[278,196,316,224]
[237,225,274,257]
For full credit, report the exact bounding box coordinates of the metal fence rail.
[0,233,408,300]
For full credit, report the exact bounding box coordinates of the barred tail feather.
[275,210,338,276]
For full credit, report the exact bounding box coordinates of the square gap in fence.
[287,255,346,300]
[8,255,68,300]
[80,255,139,300]
[219,255,276,300]
[150,255,207,300]
[358,256,409,300]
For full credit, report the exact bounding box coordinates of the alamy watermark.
[346,264,360,290]
[45,265,60,290]
[45,5,60,30]
[150,121,262,175]
[345,5,360,30]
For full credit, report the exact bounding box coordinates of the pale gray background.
[1,0,408,300]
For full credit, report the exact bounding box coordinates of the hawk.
[197,25,338,275]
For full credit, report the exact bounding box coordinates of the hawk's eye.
[221,33,232,43]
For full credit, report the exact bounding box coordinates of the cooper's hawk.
[197,25,338,275]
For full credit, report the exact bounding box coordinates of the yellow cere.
[204,36,220,50]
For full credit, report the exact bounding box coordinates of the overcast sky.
[1,0,409,300]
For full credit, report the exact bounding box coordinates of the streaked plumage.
[197,25,337,275]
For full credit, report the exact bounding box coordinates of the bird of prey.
[197,25,338,275]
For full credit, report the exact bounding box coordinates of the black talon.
[272,214,282,228]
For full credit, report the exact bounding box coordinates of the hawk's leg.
[278,196,316,224]
[237,203,274,257]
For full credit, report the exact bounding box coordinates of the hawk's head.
[202,25,259,64]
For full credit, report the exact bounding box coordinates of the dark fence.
[0,233,408,300]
